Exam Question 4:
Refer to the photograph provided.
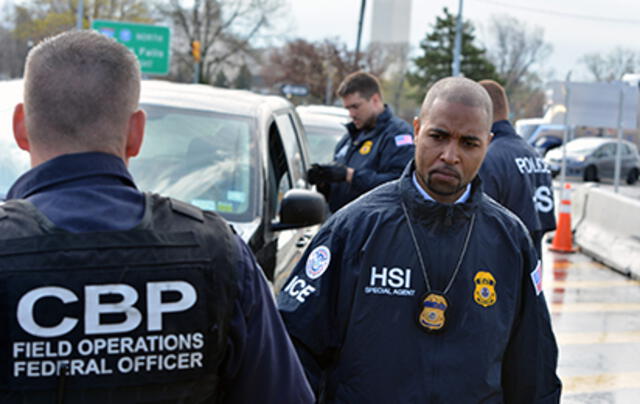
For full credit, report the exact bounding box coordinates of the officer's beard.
[422,171,467,198]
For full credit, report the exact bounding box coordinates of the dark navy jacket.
[278,163,561,403]
[479,120,556,257]
[4,152,314,404]
[328,105,413,212]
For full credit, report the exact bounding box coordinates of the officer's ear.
[12,103,30,152]
[413,116,421,136]
[125,109,146,160]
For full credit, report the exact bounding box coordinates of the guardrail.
[571,185,640,278]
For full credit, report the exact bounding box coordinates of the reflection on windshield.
[129,104,256,222]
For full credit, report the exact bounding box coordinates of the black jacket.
[279,162,561,403]
[479,120,556,257]
[328,105,414,212]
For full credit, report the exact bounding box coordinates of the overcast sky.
[286,0,640,81]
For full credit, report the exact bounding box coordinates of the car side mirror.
[271,189,327,231]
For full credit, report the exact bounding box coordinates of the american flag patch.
[530,260,543,296]
[394,134,413,147]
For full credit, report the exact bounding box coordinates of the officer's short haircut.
[479,79,509,122]
[337,71,382,100]
[420,77,493,132]
[24,30,141,153]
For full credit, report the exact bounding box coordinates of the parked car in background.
[544,137,640,184]
[296,105,349,164]
[0,79,326,290]
[514,119,566,156]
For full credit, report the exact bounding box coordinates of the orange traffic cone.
[550,183,575,253]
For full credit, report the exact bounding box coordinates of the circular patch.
[305,246,331,279]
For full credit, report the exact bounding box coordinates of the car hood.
[545,149,587,161]
[227,217,262,244]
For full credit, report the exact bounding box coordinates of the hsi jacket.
[278,163,562,403]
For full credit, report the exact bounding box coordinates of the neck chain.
[400,201,476,333]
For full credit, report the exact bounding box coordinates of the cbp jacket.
[1,152,314,404]
[328,105,414,212]
[479,120,557,257]
[278,162,562,404]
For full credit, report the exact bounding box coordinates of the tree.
[580,47,638,82]
[261,38,355,104]
[486,15,552,120]
[214,70,229,87]
[408,7,499,100]
[234,63,253,89]
[261,38,416,105]
[158,0,285,84]
[487,15,551,95]
[12,0,153,43]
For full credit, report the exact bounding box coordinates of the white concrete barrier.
[573,187,640,278]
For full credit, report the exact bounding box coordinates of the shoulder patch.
[394,134,413,147]
[305,245,331,279]
[530,260,543,296]
[169,198,205,222]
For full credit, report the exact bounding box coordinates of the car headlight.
[575,155,586,162]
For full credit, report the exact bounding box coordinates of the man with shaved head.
[0,30,313,403]
[478,79,556,258]
[279,76,561,403]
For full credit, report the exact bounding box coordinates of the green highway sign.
[92,20,171,76]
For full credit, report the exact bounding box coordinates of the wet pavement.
[542,237,640,403]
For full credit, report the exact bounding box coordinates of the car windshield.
[129,104,258,223]
[305,126,344,164]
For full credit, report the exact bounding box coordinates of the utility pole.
[452,0,463,76]
[354,0,366,70]
[76,0,84,30]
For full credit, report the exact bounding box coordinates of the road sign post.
[92,20,171,76]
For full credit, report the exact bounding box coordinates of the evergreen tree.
[214,70,229,88]
[408,7,499,100]
[234,64,253,89]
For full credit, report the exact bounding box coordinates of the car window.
[129,104,257,222]
[597,144,615,158]
[305,125,344,164]
[275,113,306,188]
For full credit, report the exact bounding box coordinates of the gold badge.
[418,292,448,332]
[359,140,373,155]
[474,271,497,307]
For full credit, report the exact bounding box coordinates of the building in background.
[370,0,412,45]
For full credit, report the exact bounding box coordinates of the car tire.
[584,165,598,182]
[626,168,639,185]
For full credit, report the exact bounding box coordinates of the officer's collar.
[346,104,393,139]
[7,152,136,200]
[490,120,518,140]
[412,173,471,204]
[399,161,482,225]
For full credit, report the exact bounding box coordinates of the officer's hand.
[309,163,348,183]
[307,164,324,185]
